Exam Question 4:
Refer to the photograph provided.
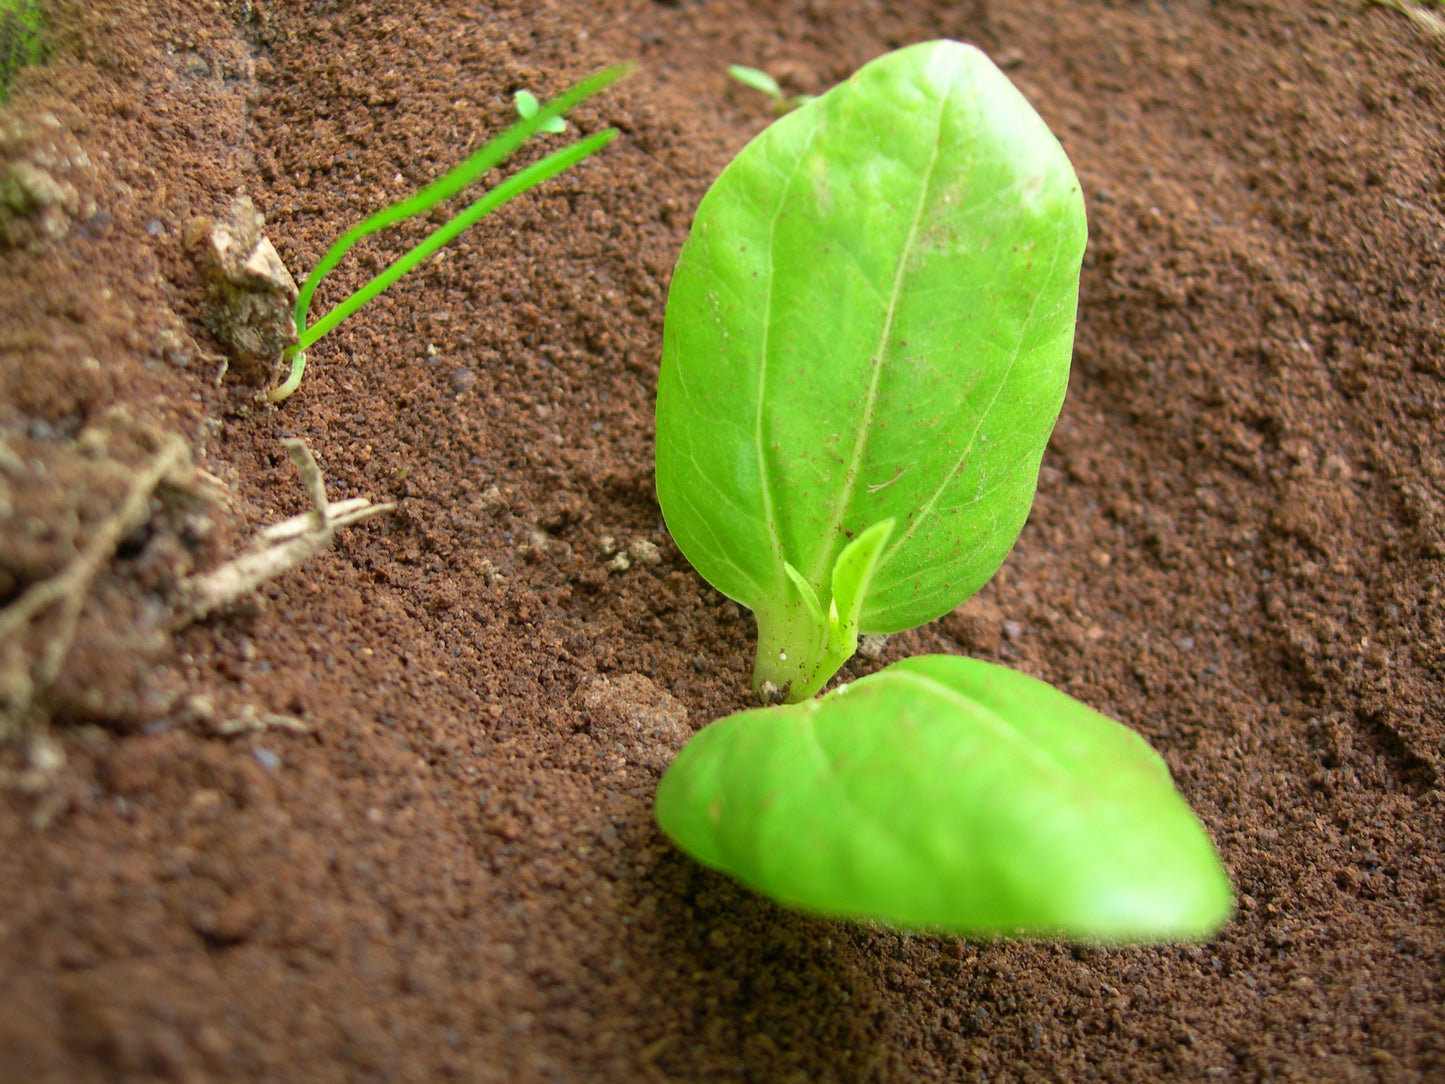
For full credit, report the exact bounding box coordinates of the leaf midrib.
[880,207,1067,572]
[755,127,822,597]
[806,92,951,590]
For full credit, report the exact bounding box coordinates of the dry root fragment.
[1370,0,1445,41]
[0,729,66,827]
[177,438,394,623]
[213,704,313,736]
[0,435,189,742]
[0,433,188,819]
[2,432,390,823]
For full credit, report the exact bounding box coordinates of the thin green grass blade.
[296,128,616,355]
[290,62,632,340]
[269,61,632,402]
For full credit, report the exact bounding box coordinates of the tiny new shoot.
[654,41,1233,942]
[514,89,568,134]
[268,63,632,403]
[727,63,815,114]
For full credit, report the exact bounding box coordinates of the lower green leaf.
[656,655,1233,942]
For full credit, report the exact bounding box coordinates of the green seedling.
[0,0,46,104]
[269,63,632,403]
[661,42,1082,702]
[654,41,1232,941]
[514,89,568,134]
[727,63,815,114]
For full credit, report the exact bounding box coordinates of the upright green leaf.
[656,41,1087,698]
[656,655,1234,941]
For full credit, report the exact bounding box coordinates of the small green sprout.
[0,0,46,104]
[654,41,1233,942]
[269,63,632,403]
[514,89,568,134]
[727,63,815,114]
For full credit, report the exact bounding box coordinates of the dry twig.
[2,434,391,824]
[0,435,189,743]
[176,438,394,622]
[1370,0,1445,41]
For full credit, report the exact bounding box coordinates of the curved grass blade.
[269,62,633,403]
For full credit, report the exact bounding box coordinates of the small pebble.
[252,747,281,771]
[628,539,661,565]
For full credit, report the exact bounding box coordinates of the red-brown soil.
[2,1,1442,1081]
